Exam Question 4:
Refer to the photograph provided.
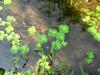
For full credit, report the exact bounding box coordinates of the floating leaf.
[56,33,65,41]
[48,28,57,37]
[59,24,69,34]
[37,34,48,43]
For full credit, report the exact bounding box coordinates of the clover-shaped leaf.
[27,26,36,35]
[48,28,57,37]
[59,24,69,34]
[37,34,48,43]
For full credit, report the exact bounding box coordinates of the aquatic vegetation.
[87,27,97,35]
[48,28,57,37]
[0,6,3,11]
[0,31,5,40]
[85,51,94,64]
[37,34,48,43]
[97,68,100,72]
[4,0,12,5]
[59,24,69,34]
[56,32,65,41]
[27,26,36,35]
[82,5,100,42]
[93,32,100,42]
[5,25,14,33]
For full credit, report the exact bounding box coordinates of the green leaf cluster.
[86,51,94,64]
[27,26,36,35]
[37,34,48,43]
[10,44,29,54]
[82,6,100,42]
[4,0,12,5]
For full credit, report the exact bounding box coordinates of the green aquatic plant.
[97,68,100,72]
[10,44,29,54]
[35,55,51,75]
[6,16,16,24]
[86,51,94,64]
[93,32,100,42]
[82,6,100,42]
[86,27,97,35]
[10,45,20,54]
[0,31,5,40]
[48,28,58,37]
[59,24,69,34]
[4,0,12,5]
[0,6,3,11]
[5,25,14,33]
[19,44,29,54]
[37,34,48,43]
[56,32,65,41]
[27,26,36,35]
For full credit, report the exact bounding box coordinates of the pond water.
[0,0,100,75]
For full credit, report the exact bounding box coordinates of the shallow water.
[0,0,100,74]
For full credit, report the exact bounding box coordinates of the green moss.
[56,32,65,41]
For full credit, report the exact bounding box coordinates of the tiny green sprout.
[0,31,5,40]
[93,32,100,42]
[4,0,12,5]
[87,27,97,35]
[37,34,48,43]
[5,25,14,33]
[6,16,16,23]
[19,44,29,54]
[0,6,3,11]
[86,51,94,64]
[56,33,65,41]
[59,24,69,34]
[10,45,20,54]
[48,28,57,37]
[27,26,36,35]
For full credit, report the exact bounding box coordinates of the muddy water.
[0,0,100,74]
